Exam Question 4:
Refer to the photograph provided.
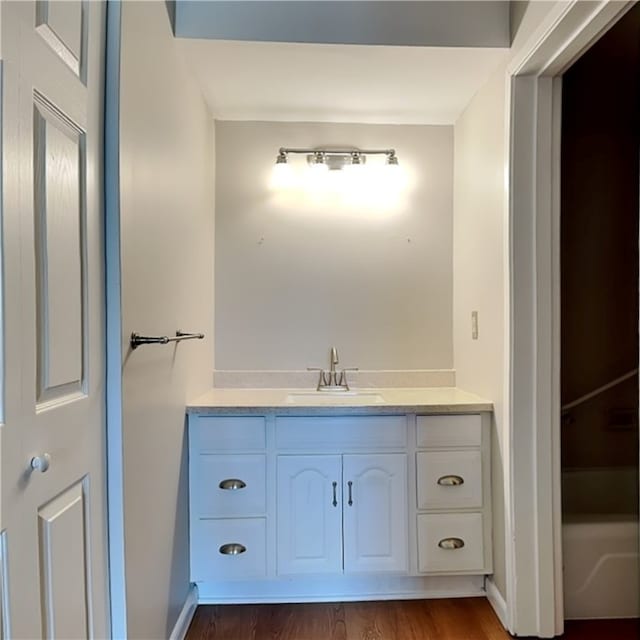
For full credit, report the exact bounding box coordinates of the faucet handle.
[338,367,359,390]
[307,367,328,390]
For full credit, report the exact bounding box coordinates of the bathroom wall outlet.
[471,311,479,340]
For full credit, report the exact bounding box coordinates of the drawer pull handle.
[347,480,353,506]
[219,543,247,555]
[332,481,338,507]
[438,537,465,550]
[219,479,246,491]
[437,475,464,486]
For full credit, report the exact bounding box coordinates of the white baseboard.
[197,574,485,604]
[169,584,199,640]
[485,577,508,630]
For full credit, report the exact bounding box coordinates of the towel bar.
[130,330,204,350]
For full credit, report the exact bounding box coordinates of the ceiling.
[174,1,510,48]
[177,39,509,125]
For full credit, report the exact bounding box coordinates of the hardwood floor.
[186,598,640,639]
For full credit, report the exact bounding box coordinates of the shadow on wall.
[166,418,191,637]
[490,417,507,596]
[509,1,527,42]
[165,0,176,33]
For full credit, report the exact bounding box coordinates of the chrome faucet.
[308,346,358,391]
[329,346,339,386]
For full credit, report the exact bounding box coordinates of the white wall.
[451,1,573,611]
[119,2,214,638]
[215,121,453,372]
[453,62,508,597]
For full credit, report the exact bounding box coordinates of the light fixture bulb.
[270,151,294,189]
[385,154,407,189]
[310,152,328,168]
[309,152,329,175]
[343,151,365,178]
[305,153,329,191]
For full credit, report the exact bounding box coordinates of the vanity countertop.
[187,387,492,415]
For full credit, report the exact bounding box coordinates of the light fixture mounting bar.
[279,147,396,157]
[275,147,399,171]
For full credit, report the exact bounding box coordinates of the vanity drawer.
[417,512,484,573]
[416,450,482,509]
[191,518,267,581]
[195,416,266,452]
[276,416,406,451]
[416,415,481,448]
[197,454,266,517]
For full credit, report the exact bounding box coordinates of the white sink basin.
[285,391,385,405]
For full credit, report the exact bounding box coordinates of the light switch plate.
[471,311,479,340]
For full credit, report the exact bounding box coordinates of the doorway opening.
[560,2,640,622]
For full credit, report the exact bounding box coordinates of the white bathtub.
[562,468,639,620]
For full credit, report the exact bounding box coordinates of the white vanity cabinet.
[277,452,407,576]
[189,416,268,582]
[188,408,492,603]
[415,414,492,574]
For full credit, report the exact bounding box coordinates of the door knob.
[30,453,51,473]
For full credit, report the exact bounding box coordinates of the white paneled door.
[343,454,408,574]
[1,1,109,637]
[277,455,343,575]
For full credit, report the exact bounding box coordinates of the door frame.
[104,0,127,637]
[507,0,635,637]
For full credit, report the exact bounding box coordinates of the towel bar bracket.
[130,330,205,350]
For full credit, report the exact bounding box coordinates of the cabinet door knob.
[347,480,353,506]
[30,453,51,473]
[438,537,465,550]
[219,478,246,490]
[219,543,246,555]
[437,475,464,486]
[332,481,338,507]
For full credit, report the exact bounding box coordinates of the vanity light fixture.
[274,147,399,171]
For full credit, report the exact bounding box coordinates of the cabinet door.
[277,455,342,575]
[343,454,408,573]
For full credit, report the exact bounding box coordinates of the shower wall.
[560,4,640,515]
